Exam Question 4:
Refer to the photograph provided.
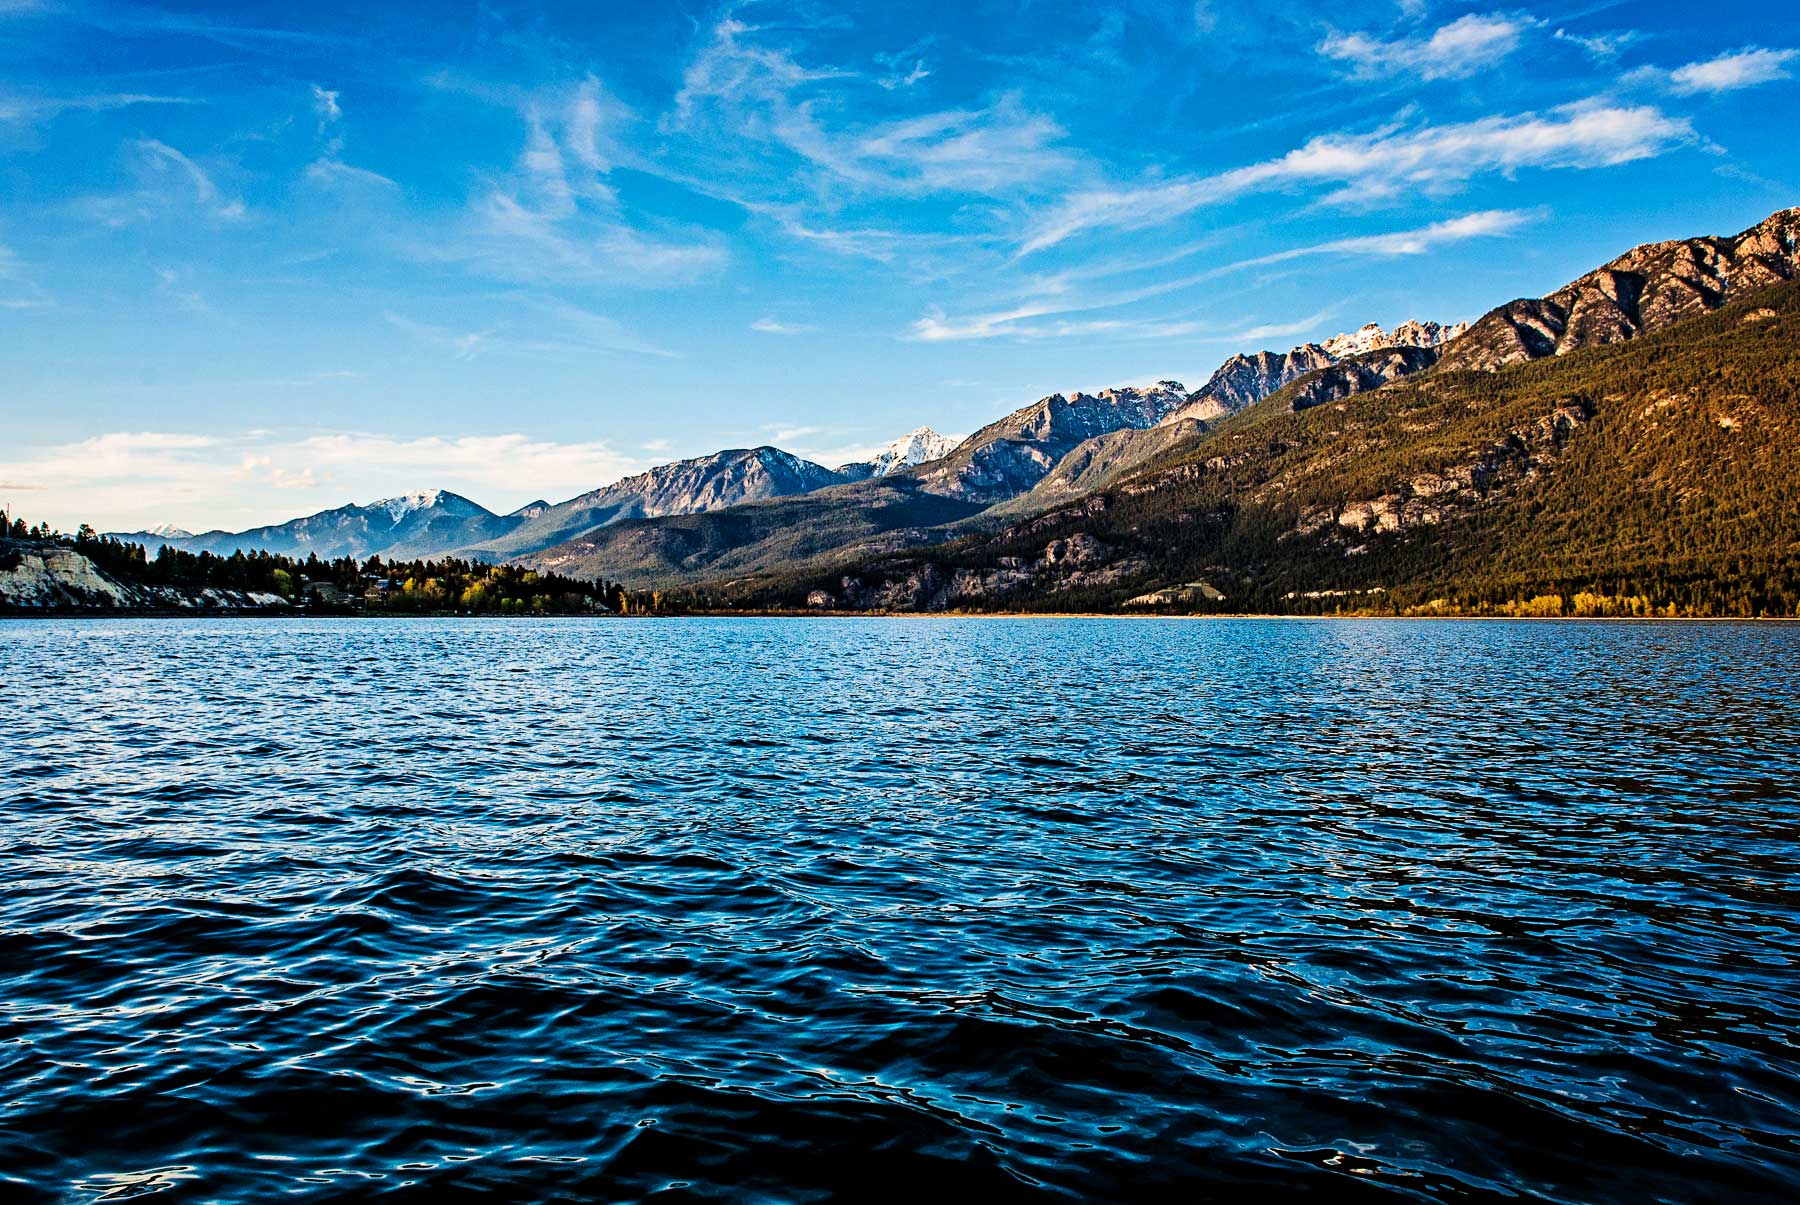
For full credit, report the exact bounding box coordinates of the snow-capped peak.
[371,489,444,522]
[1321,320,1468,360]
[144,523,193,539]
[860,427,959,477]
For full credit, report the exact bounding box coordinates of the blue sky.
[1,0,1795,532]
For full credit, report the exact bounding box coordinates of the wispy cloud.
[385,312,497,361]
[425,74,724,287]
[1320,13,1531,81]
[1220,207,1539,271]
[310,83,340,124]
[1668,47,1798,95]
[0,241,51,310]
[0,90,200,125]
[1020,102,1690,253]
[0,428,652,533]
[878,60,931,90]
[921,209,1535,341]
[669,17,1075,199]
[135,138,246,220]
[750,316,817,334]
[1553,27,1639,61]
[908,302,1351,349]
[384,294,672,361]
[303,84,396,190]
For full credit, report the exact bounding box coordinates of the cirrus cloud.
[1020,101,1691,253]
[1669,47,1798,95]
[1320,13,1532,81]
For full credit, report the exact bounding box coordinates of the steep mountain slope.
[905,381,1189,502]
[520,477,988,588]
[1439,207,1800,371]
[507,385,1196,585]
[1163,320,1465,427]
[835,428,958,480]
[109,490,522,560]
[987,208,1800,530]
[984,417,1213,516]
[1007,327,1460,515]
[710,279,1800,616]
[461,446,843,561]
[1164,347,1334,424]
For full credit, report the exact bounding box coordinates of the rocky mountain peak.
[373,489,448,521]
[838,427,960,480]
[1439,205,1800,373]
[1322,319,1467,359]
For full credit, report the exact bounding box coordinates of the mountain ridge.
[104,489,519,561]
[710,275,1800,615]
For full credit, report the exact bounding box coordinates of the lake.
[2,617,1797,1201]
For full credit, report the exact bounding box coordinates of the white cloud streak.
[668,17,1075,199]
[920,209,1534,340]
[750,316,817,334]
[1020,102,1690,253]
[134,138,246,220]
[1669,47,1798,95]
[0,91,200,124]
[1321,13,1530,81]
[0,429,656,534]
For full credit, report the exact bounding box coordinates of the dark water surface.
[3,617,1799,1202]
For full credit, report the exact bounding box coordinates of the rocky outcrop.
[1292,400,1594,538]
[806,531,1145,611]
[1438,207,1800,372]
[1164,346,1335,424]
[0,539,289,610]
[1159,320,1465,428]
[1287,346,1440,412]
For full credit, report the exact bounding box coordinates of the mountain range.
[108,427,959,562]
[99,205,1800,615]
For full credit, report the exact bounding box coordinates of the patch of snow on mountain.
[862,427,959,476]
[1322,321,1468,359]
[373,489,444,522]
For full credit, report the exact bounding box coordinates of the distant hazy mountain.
[835,428,959,481]
[108,490,520,560]
[459,446,845,561]
[106,522,194,545]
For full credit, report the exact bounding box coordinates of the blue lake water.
[2,616,1798,1202]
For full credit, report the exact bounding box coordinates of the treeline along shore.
[3,509,1795,620]
[0,514,660,615]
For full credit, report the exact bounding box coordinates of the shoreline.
[4,609,1794,623]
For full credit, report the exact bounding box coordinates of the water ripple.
[1,616,1798,1201]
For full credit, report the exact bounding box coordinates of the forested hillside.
[700,280,1800,617]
